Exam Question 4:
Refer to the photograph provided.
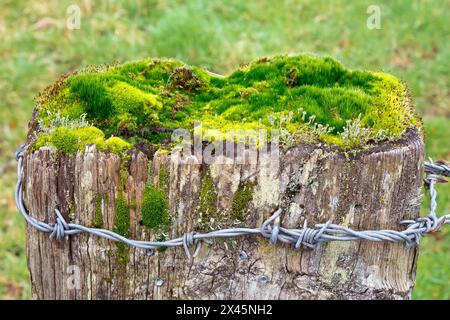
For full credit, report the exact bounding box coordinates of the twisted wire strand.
[15,145,450,261]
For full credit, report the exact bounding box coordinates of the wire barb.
[14,145,450,260]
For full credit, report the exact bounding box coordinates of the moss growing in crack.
[113,192,130,259]
[141,184,170,230]
[156,233,169,253]
[93,196,103,228]
[231,182,254,221]
[197,171,218,228]
[69,202,76,222]
[130,198,137,211]
[158,167,169,195]
[33,54,422,154]
[119,163,129,187]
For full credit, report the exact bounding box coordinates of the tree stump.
[22,128,424,300]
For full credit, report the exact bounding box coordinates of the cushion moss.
[141,184,170,230]
[33,54,421,155]
[138,165,171,231]
[113,192,130,258]
[32,125,131,155]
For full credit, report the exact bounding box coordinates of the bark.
[22,129,424,300]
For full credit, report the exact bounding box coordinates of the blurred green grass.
[0,0,448,299]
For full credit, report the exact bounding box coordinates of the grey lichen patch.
[252,154,281,208]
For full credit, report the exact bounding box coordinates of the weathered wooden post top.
[19,54,433,299]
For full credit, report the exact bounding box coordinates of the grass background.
[0,0,448,299]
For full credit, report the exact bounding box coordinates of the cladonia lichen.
[31,54,422,156]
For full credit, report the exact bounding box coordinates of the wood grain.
[23,129,424,299]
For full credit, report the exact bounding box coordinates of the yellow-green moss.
[69,202,76,222]
[158,167,169,195]
[119,164,129,187]
[33,54,422,154]
[31,125,130,155]
[231,182,254,221]
[93,196,103,228]
[141,184,170,230]
[198,171,218,226]
[156,233,169,253]
[99,136,131,154]
[130,198,137,211]
[113,192,130,251]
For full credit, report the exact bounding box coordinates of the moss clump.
[231,182,254,221]
[197,171,218,228]
[33,54,421,154]
[101,136,132,154]
[69,74,114,119]
[114,192,130,249]
[32,125,131,155]
[46,127,80,154]
[93,196,103,228]
[140,185,170,229]
[158,167,169,195]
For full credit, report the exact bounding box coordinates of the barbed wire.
[15,145,450,261]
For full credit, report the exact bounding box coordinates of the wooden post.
[22,128,424,300]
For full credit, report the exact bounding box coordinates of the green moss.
[93,196,103,228]
[100,137,131,154]
[32,125,131,155]
[33,54,422,154]
[111,191,130,267]
[113,192,130,251]
[141,185,170,229]
[130,198,137,211]
[198,171,218,221]
[68,74,114,120]
[156,233,169,253]
[104,277,113,285]
[48,127,79,154]
[158,167,169,195]
[119,163,129,188]
[196,170,222,230]
[231,182,254,221]
[69,202,76,222]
